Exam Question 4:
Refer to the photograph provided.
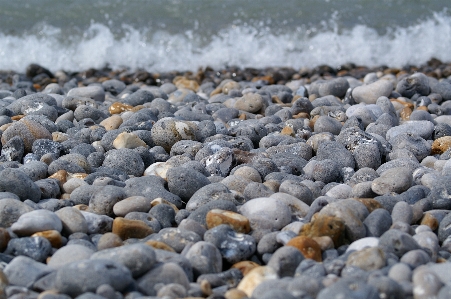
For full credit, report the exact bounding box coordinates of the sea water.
[0,0,450,73]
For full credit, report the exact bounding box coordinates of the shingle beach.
[0,60,451,298]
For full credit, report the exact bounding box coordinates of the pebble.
[54,259,132,297]
[91,243,156,277]
[11,209,62,236]
[239,197,291,231]
[185,241,222,277]
[0,168,41,202]
[48,244,95,268]
[371,167,413,195]
[346,247,386,271]
[204,224,256,264]
[352,79,393,104]
[4,256,52,288]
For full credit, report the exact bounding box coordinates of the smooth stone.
[55,207,88,235]
[239,197,291,231]
[166,167,210,203]
[236,266,278,298]
[112,217,153,240]
[352,79,393,104]
[391,201,413,224]
[300,214,345,247]
[388,262,412,283]
[185,241,222,277]
[67,86,105,102]
[318,200,367,242]
[88,185,127,217]
[346,247,386,271]
[363,208,392,237]
[413,230,439,261]
[54,259,132,297]
[113,196,152,217]
[137,262,190,296]
[400,249,431,268]
[113,132,147,149]
[80,211,113,235]
[267,246,304,277]
[204,224,256,264]
[4,256,53,288]
[102,148,144,177]
[124,175,183,208]
[1,118,52,152]
[378,229,421,258]
[197,268,243,289]
[48,244,95,269]
[148,227,201,253]
[0,198,34,227]
[371,167,413,195]
[385,120,434,142]
[186,183,238,212]
[317,277,380,299]
[412,266,444,299]
[286,236,322,262]
[91,243,156,278]
[5,236,52,262]
[11,209,62,236]
[0,168,41,202]
[206,209,251,234]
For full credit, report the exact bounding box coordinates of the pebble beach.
[0,60,450,299]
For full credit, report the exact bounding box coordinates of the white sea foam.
[0,11,450,73]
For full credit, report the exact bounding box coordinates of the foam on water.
[0,11,450,73]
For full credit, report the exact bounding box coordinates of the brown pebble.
[0,123,12,131]
[49,170,68,188]
[224,288,248,299]
[231,261,260,276]
[417,105,428,111]
[96,232,124,250]
[400,106,412,120]
[286,236,323,262]
[112,217,153,240]
[100,115,123,131]
[352,198,383,213]
[431,136,451,154]
[420,213,439,231]
[32,230,63,248]
[113,132,147,149]
[0,228,10,252]
[281,126,295,136]
[52,132,69,142]
[108,102,133,114]
[145,240,176,252]
[173,76,199,91]
[300,215,345,248]
[206,209,251,234]
[237,266,278,297]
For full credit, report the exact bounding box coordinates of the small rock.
[286,236,322,262]
[346,247,386,271]
[112,217,153,240]
[11,209,62,236]
[54,259,132,297]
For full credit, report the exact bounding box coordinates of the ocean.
[0,0,450,73]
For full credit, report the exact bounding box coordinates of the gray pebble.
[55,259,132,297]
[91,243,156,278]
[0,168,41,202]
[204,224,256,264]
[48,244,95,269]
[4,256,53,288]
